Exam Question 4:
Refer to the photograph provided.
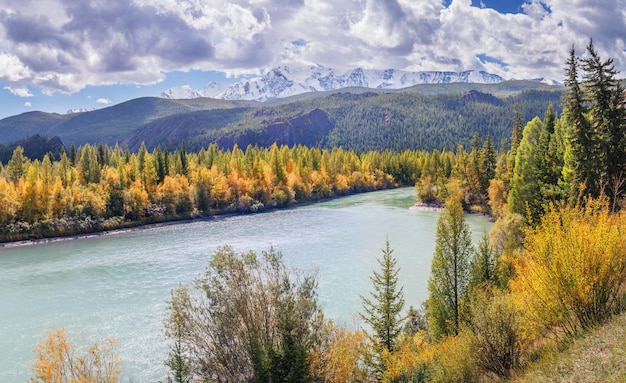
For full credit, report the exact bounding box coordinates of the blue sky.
[0,0,625,119]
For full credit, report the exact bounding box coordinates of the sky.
[0,0,625,119]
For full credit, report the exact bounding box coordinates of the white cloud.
[0,53,32,82]
[96,98,111,104]
[24,101,32,107]
[0,0,625,95]
[3,85,33,97]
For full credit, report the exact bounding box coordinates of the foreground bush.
[31,327,121,383]
[471,289,525,378]
[511,199,626,339]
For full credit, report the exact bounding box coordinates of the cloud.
[3,85,33,97]
[0,0,625,94]
[96,98,111,104]
[24,101,32,107]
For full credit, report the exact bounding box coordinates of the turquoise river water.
[0,187,492,382]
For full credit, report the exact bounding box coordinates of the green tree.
[478,134,497,196]
[511,103,524,153]
[581,39,626,200]
[561,41,626,201]
[427,197,473,340]
[69,143,77,166]
[164,287,192,383]
[179,141,188,177]
[468,233,497,292]
[164,246,323,383]
[539,103,565,202]
[509,117,544,222]
[7,146,26,181]
[78,144,101,184]
[360,239,405,379]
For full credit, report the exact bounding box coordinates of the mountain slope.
[512,314,626,383]
[0,111,70,144]
[0,81,563,153]
[0,97,257,146]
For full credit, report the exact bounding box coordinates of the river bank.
[0,187,400,248]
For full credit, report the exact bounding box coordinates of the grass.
[511,314,626,383]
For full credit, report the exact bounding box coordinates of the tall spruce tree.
[478,134,498,196]
[581,39,626,199]
[509,117,545,222]
[562,45,592,198]
[360,239,405,378]
[427,196,473,340]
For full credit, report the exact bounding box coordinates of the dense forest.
[24,42,626,382]
[0,140,449,242]
[0,82,562,154]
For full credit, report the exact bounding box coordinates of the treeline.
[0,141,451,242]
[0,134,64,164]
[184,88,562,153]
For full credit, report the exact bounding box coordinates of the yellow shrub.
[510,199,626,339]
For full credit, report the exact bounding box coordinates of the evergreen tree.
[478,134,497,196]
[511,103,524,153]
[137,142,148,179]
[581,39,626,199]
[78,144,101,184]
[360,239,405,378]
[509,117,544,222]
[165,293,192,383]
[468,233,497,291]
[427,196,473,340]
[179,141,188,177]
[540,104,566,202]
[562,45,594,198]
[69,143,77,166]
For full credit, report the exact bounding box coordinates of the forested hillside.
[0,81,562,153]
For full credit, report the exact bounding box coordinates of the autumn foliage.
[30,327,121,383]
[0,143,441,242]
[510,199,626,339]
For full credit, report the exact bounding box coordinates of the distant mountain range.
[160,65,508,101]
[0,80,564,154]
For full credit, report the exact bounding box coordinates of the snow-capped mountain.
[66,108,93,114]
[160,65,506,101]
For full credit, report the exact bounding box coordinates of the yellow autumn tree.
[309,321,368,383]
[31,327,121,383]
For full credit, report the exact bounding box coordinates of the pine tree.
[427,197,473,340]
[582,39,626,200]
[509,117,545,222]
[511,103,524,153]
[360,239,405,378]
[179,141,188,177]
[69,143,77,166]
[478,134,497,196]
[468,233,497,291]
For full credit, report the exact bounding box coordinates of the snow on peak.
[160,66,506,101]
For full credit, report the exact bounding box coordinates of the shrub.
[470,288,525,378]
[510,199,626,339]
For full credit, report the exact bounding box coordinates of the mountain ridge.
[0,81,564,154]
[160,65,508,101]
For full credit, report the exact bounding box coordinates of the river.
[0,187,492,382]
